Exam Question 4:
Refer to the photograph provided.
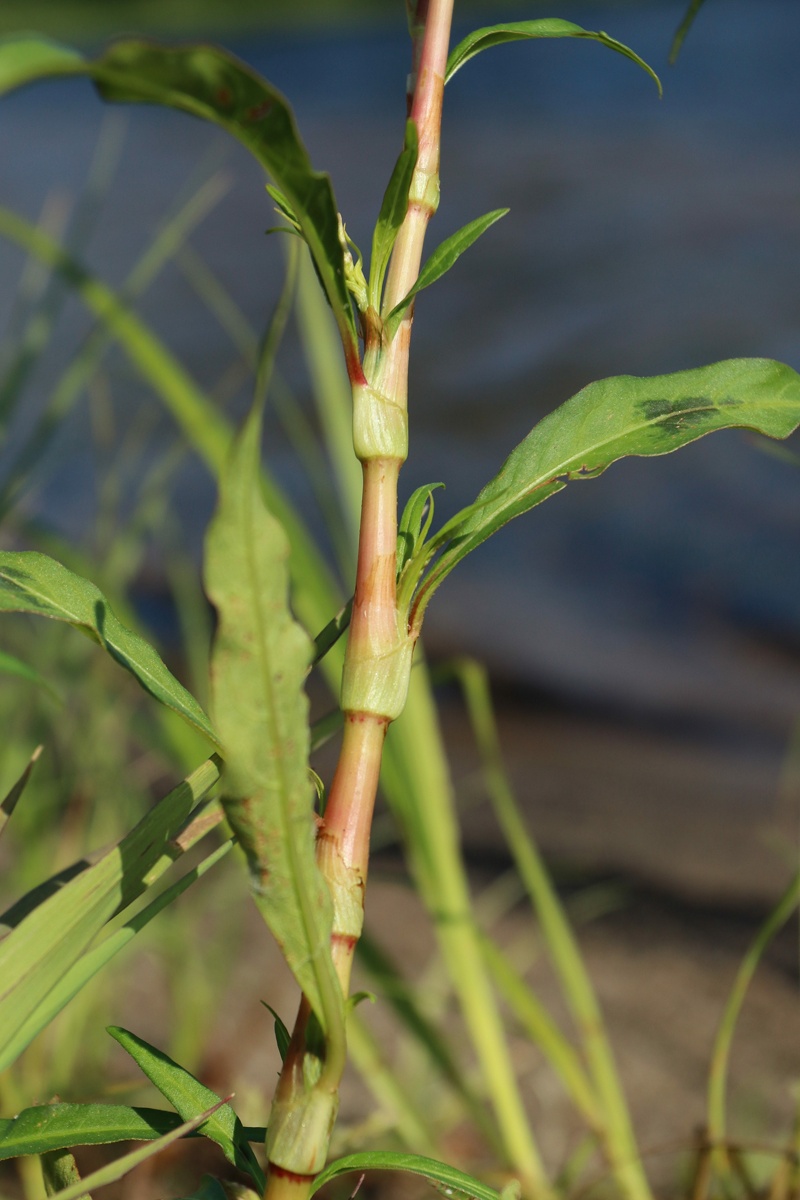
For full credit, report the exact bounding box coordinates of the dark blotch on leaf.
[640,395,712,421]
[246,100,273,122]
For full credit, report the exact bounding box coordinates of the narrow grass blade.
[0,744,41,837]
[0,649,61,701]
[344,1013,438,1156]
[3,838,232,1067]
[108,1027,263,1187]
[0,756,220,1072]
[312,1151,508,1200]
[0,172,230,518]
[445,19,661,94]
[418,360,800,619]
[477,932,599,1129]
[0,552,218,746]
[0,37,359,365]
[356,933,499,1150]
[454,658,651,1200]
[382,663,546,1194]
[386,210,508,336]
[0,207,344,667]
[707,869,800,1157]
[205,401,343,1046]
[670,0,709,63]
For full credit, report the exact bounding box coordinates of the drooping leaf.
[370,119,418,310]
[670,0,710,63]
[0,745,41,838]
[0,756,220,1072]
[414,359,800,621]
[385,210,508,336]
[0,552,218,747]
[204,403,343,1044]
[445,19,661,95]
[0,1103,266,1160]
[311,1151,508,1200]
[108,1027,264,1188]
[0,37,359,365]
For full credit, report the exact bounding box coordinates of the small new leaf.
[385,210,508,337]
[107,1027,264,1188]
[397,483,445,574]
[445,19,661,96]
[370,119,419,310]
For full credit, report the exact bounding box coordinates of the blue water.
[1,0,799,730]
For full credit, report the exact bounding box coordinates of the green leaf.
[0,649,61,701]
[107,1027,263,1188]
[0,552,218,747]
[670,0,709,63]
[0,1103,267,1160]
[311,1152,509,1200]
[175,1177,229,1200]
[0,35,83,91]
[385,210,508,336]
[0,745,41,838]
[416,359,800,619]
[3,838,232,1068]
[0,37,359,365]
[31,1100,230,1200]
[262,1003,292,1063]
[370,120,418,310]
[0,756,220,1072]
[445,19,661,95]
[397,483,444,575]
[204,403,343,1046]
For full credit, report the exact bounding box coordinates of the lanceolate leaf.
[386,210,508,335]
[22,1102,230,1200]
[670,0,710,63]
[0,552,218,747]
[0,745,41,838]
[108,1027,263,1188]
[0,757,220,1073]
[445,19,662,94]
[205,404,343,1041]
[416,359,800,619]
[311,1152,507,1200]
[0,37,358,365]
[0,1103,267,1160]
[370,119,419,310]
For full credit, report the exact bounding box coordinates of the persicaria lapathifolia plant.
[0,2,799,1200]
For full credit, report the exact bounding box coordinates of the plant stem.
[262,4,454,1196]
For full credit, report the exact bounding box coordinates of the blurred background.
[0,0,798,1192]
